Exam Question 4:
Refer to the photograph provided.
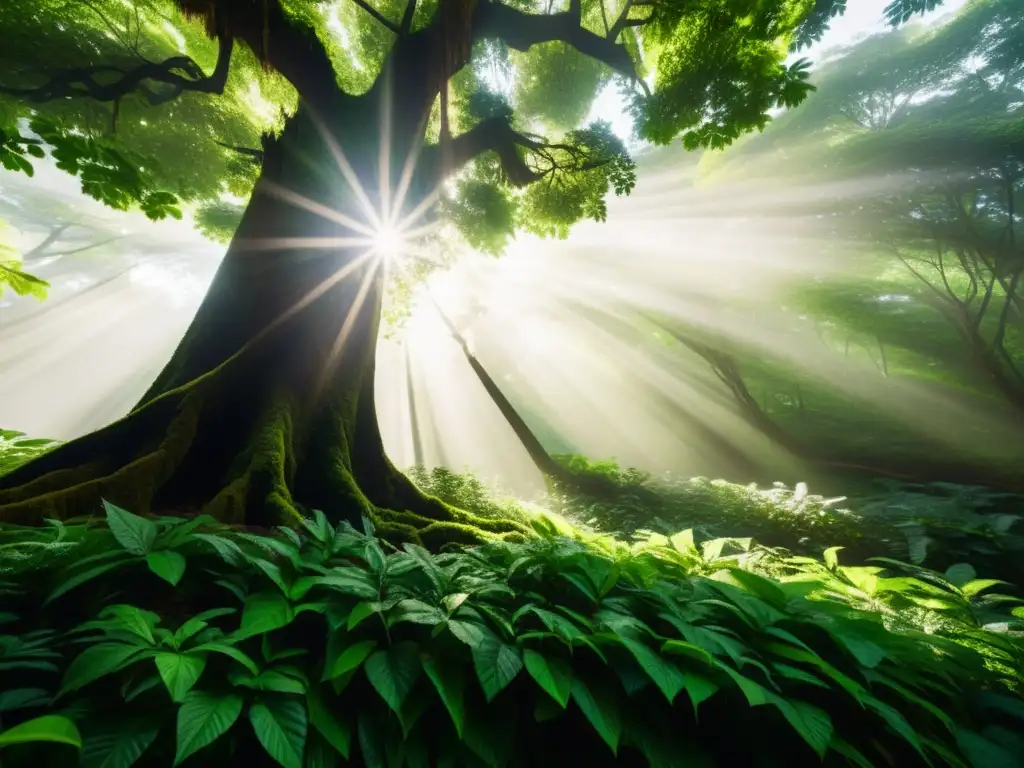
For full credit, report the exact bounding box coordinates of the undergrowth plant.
[0,501,1022,767]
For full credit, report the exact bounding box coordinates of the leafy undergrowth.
[410,461,1024,588]
[1,502,1023,767]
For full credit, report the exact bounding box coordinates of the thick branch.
[350,0,401,33]
[1,33,233,106]
[474,2,640,81]
[434,118,543,186]
[203,0,345,109]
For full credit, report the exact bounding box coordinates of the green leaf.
[956,729,1019,768]
[769,695,833,759]
[346,601,378,631]
[80,720,160,768]
[104,500,158,555]
[523,649,573,708]
[308,685,351,759]
[364,642,422,714]
[154,652,207,703]
[944,563,977,587]
[0,715,82,749]
[191,643,260,675]
[865,696,927,759]
[324,640,377,681]
[46,557,133,603]
[571,677,621,755]
[447,619,488,647]
[146,550,187,586]
[241,591,295,637]
[174,690,244,766]
[618,637,686,703]
[61,644,149,695]
[423,656,467,738]
[249,696,308,768]
[0,688,50,713]
[472,639,523,702]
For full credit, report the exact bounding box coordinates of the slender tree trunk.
[430,297,576,485]
[0,104,526,544]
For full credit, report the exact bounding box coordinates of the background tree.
[0,0,941,539]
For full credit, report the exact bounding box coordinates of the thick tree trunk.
[0,105,527,545]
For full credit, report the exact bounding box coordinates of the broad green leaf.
[472,639,523,702]
[0,715,81,749]
[80,720,160,768]
[423,656,467,737]
[961,579,1011,598]
[346,601,378,631]
[174,690,244,766]
[720,666,770,707]
[249,696,308,768]
[364,642,421,714]
[154,652,207,703]
[570,677,621,755]
[769,695,833,759]
[46,557,133,603]
[683,671,720,715]
[523,649,573,708]
[146,550,187,586]
[191,643,260,675]
[865,697,927,759]
[325,640,377,681]
[61,644,149,695]
[447,619,488,647]
[0,688,50,713]
[308,685,351,759]
[619,637,686,703]
[943,563,976,587]
[956,729,1019,768]
[240,591,295,637]
[104,500,158,555]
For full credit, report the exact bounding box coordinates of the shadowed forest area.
[1,0,1023,766]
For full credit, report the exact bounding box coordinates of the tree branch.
[350,0,401,33]
[400,0,418,34]
[216,141,265,164]
[473,2,641,82]
[433,118,543,186]
[192,0,345,109]
[0,32,233,106]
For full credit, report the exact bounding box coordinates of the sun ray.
[236,236,374,251]
[259,180,377,237]
[317,257,383,396]
[308,110,383,231]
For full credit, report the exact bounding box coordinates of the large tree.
[0,0,941,537]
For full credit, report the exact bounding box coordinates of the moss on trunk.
[0,105,530,547]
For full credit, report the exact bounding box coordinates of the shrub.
[0,502,1022,767]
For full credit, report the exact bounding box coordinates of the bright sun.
[373,226,405,260]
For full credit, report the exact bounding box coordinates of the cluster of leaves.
[22,117,183,221]
[518,121,637,238]
[1,499,1023,767]
[0,212,48,299]
[0,127,45,176]
[0,429,59,476]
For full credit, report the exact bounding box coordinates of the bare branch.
[1,32,233,106]
[350,0,401,33]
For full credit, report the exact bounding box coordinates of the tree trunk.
[0,104,527,545]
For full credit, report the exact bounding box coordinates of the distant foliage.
[0,501,1021,766]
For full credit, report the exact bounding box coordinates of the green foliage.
[0,430,59,476]
[0,499,1021,766]
[194,201,246,244]
[513,42,609,133]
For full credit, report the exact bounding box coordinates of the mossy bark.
[0,104,529,547]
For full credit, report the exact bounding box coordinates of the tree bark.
[0,103,527,545]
